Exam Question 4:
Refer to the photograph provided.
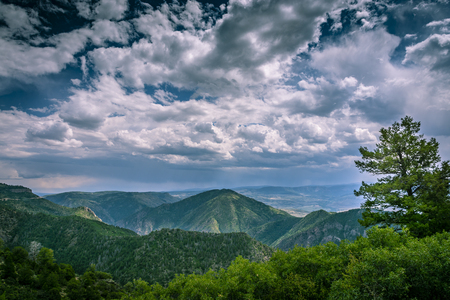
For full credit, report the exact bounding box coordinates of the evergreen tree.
[355,116,450,237]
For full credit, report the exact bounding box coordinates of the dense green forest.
[0,202,272,285]
[1,183,450,299]
[0,240,124,300]
[2,227,449,299]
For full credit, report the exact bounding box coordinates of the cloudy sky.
[1,0,449,193]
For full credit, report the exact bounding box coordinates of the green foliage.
[92,229,273,285]
[355,116,450,237]
[0,241,125,300]
[123,227,450,300]
[2,227,450,300]
[329,228,450,299]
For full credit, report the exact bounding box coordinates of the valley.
[41,185,367,250]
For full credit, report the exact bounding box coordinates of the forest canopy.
[2,226,450,300]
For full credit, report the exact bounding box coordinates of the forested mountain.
[116,188,366,249]
[248,209,332,247]
[117,189,294,235]
[45,190,180,224]
[0,200,273,285]
[277,209,365,249]
[2,220,449,300]
[0,183,100,221]
[246,209,365,250]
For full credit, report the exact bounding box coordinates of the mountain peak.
[118,189,293,235]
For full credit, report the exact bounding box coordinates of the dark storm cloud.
[237,126,266,143]
[205,0,340,72]
[90,0,342,97]
[194,122,215,134]
[404,33,450,73]
[59,112,105,130]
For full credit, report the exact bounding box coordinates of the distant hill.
[0,183,101,221]
[0,203,272,285]
[117,189,295,235]
[275,209,366,249]
[248,209,332,247]
[247,208,366,250]
[45,190,180,224]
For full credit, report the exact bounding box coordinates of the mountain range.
[0,181,369,286]
[2,181,367,259]
[0,183,273,285]
[115,189,366,249]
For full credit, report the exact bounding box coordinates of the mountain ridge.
[45,190,180,224]
[117,189,294,235]
[0,183,101,221]
[116,188,366,249]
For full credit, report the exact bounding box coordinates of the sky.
[0,0,450,193]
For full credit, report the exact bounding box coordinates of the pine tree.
[355,116,450,237]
